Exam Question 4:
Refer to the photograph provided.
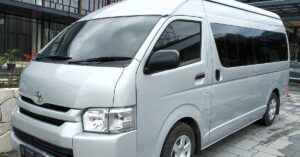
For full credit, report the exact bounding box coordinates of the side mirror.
[144,50,180,74]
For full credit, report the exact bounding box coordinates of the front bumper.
[73,132,136,157]
[11,130,136,157]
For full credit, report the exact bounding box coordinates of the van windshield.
[36,16,161,64]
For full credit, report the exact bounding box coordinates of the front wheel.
[260,93,279,126]
[160,122,196,157]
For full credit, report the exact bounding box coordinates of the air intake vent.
[21,95,70,112]
[13,127,74,157]
[20,108,65,126]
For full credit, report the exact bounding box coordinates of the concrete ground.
[1,82,299,157]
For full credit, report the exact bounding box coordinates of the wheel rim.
[268,98,277,120]
[171,135,192,157]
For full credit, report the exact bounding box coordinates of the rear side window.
[211,24,254,67]
[153,20,201,64]
[211,23,288,68]
[253,31,288,63]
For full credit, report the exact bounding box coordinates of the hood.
[19,61,124,109]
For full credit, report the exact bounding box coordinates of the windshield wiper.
[35,55,72,61]
[68,57,132,64]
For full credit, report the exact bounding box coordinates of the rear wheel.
[260,93,279,126]
[161,122,196,157]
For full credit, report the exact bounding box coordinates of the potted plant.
[0,49,20,70]
[23,50,37,62]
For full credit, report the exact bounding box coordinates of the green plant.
[0,49,20,65]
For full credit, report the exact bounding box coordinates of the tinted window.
[211,24,254,67]
[38,16,160,60]
[153,21,201,64]
[211,23,288,67]
[253,31,288,63]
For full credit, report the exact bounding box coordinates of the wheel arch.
[264,81,281,114]
[155,104,204,157]
[272,88,280,114]
[179,117,202,155]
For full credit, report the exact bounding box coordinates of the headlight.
[82,106,136,133]
[82,109,109,133]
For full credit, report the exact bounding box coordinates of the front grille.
[21,96,70,112]
[20,108,65,126]
[13,127,73,157]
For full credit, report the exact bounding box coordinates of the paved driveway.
[1,83,300,157]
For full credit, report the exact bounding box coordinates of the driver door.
[135,16,213,157]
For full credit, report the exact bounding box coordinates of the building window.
[43,22,67,47]
[3,15,34,57]
[11,0,123,15]
[0,14,67,57]
[0,14,4,54]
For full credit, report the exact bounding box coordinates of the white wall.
[0,89,18,153]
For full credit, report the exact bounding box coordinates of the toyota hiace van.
[11,0,290,157]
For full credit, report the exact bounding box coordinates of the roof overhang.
[245,0,300,27]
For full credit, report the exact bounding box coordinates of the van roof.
[208,0,280,19]
[79,0,186,21]
[79,0,281,21]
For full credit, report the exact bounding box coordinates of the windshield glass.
[37,16,160,61]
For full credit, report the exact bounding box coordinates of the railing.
[44,0,79,15]
[81,0,123,15]
[10,0,123,16]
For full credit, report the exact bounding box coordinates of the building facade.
[0,0,121,58]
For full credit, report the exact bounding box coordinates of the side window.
[211,23,288,67]
[211,23,254,67]
[153,20,201,64]
[254,30,288,63]
[266,32,288,61]
[253,30,268,64]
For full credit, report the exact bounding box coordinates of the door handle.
[195,73,206,80]
[215,69,221,81]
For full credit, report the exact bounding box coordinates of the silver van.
[11,0,290,157]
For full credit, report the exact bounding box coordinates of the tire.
[160,122,196,157]
[260,93,279,126]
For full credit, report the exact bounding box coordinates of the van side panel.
[204,0,262,145]
[248,12,289,108]
[203,0,289,147]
